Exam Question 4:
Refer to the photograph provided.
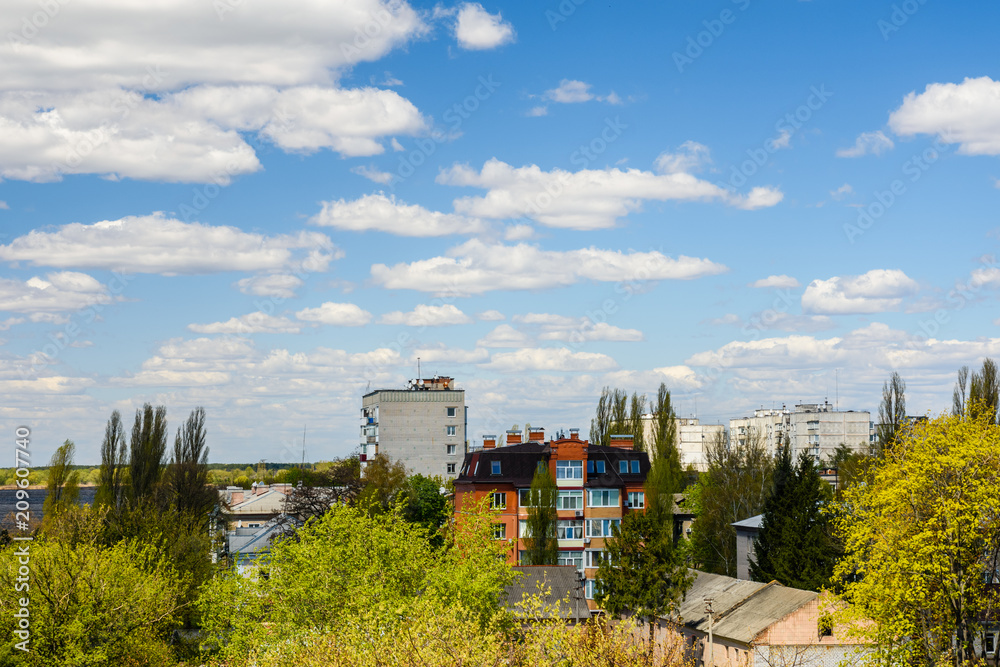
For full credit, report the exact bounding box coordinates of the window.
[556,520,583,540]
[588,460,606,473]
[491,460,502,475]
[447,407,457,417]
[619,460,627,474]
[447,444,457,455]
[447,463,456,474]
[518,520,530,538]
[557,490,584,510]
[518,489,533,507]
[631,460,640,474]
[493,523,506,539]
[537,460,547,473]
[557,551,583,569]
[588,489,620,507]
[585,579,602,600]
[490,492,507,509]
[447,425,457,436]
[627,491,645,509]
[585,550,607,568]
[556,460,583,480]
[585,518,621,538]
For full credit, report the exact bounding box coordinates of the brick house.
[454,428,649,611]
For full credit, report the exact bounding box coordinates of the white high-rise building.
[640,415,725,472]
[360,376,466,479]
[730,402,872,462]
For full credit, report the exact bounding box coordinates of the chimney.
[483,435,497,449]
[506,429,522,446]
[609,434,634,450]
[528,427,544,442]
[569,428,580,440]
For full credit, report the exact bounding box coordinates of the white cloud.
[371,239,728,295]
[0,213,340,275]
[188,313,303,335]
[830,183,853,200]
[539,322,644,343]
[482,347,619,372]
[802,269,919,315]
[0,201,8,209]
[0,317,25,330]
[603,365,703,392]
[654,141,711,175]
[351,165,396,185]
[836,131,895,158]
[704,313,742,326]
[438,158,783,229]
[526,106,548,117]
[477,310,506,321]
[412,346,489,364]
[477,324,532,348]
[545,80,594,104]
[0,271,114,313]
[503,223,535,241]
[749,275,800,289]
[453,3,515,50]
[235,274,304,299]
[295,302,373,327]
[889,77,1000,155]
[379,304,473,326]
[310,193,487,236]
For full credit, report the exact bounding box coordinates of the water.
[0,487,98,530]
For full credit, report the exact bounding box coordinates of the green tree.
[596,510,693,651]
[645,383,684,522]
[522,465,558,565]
[970,357,1000,424]
[627,391,646,450]
[128,403,168,508]
[834,413,1000,665]
[875,371,907,456]
[164,406,215,519]
[403,474,450,543]
[953,365,970,417]
[42,439,79,516]
[689,429,773,576]
[750,443,837,591]
[357,453,408,513]
[96,410,128,510]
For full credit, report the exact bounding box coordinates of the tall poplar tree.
[876,371,907,456]
[164,407,216,520]
[43,440,80,515]
[96,410,128,510]
[128,403,168,508]
[522,466,558,565]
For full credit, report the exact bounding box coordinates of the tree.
[833,413,1000,665]
[43,439,79,516]
[689,429,774,576]
[596,510,693,651]
[970,357,1000,424]
[128,403,168,508]
[590,387,630,447]
[95,410,128,510]
[953,365,969,417]
[875,371,906,456]
[750,443,837,591]
[357,453,408,513]
[646,383,684,521]
[627,391,646,450]
[403,474,450,545]
[164,406,215,519]
[281,457,364,526]
[522,465,558,565]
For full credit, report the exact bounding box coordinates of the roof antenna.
[417,357,421,383]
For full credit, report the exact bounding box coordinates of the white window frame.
[493,523,506,539]
[447,407,457,417]
[557,490,584,510]
[518,520,531,538]
[556,520,583,540]
[585,518,621,538]
[446,463,456,474]
[446,425,457,436]
[557,551,583,569]
[556,460,583,480]
[628,491,645,509]
[585,550,607,568]
[587,488,620,508]
[490,492,507,509]
[447,444,457,455]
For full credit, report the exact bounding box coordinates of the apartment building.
[454,428,649,611]
[731,402,872,461]
[640,415,725,472]
[360,376,466,479]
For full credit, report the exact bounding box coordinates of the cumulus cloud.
[453,3,516,50]
[830,183,853,200]
[750,275,800,289]
[512,312,643,342]
[188,313,303,335]
[438,158,783,229]
[295,302,373,326]
[371,239,728,295]
[603,365,703,392]
[310,193,487,236]
[235,274,305,299]
[379,304,473,326]
[889,77,1000,155]
[477,324,532,348]
[0,213,340,275]
[350,165,396,185]
[0,271,114,313]
[836,131,895,158]
[412,346,489,364]
[477,309,506,321]
[545,80,592,103]
[802,269,919,315]
[654,141,711,175]
[482,347,619,372]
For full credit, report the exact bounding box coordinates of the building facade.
[454,428,649,611]
[639,415,725,472]
[360,376,466,479]
[731,402,873,462]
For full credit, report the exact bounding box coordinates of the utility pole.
[704,597,714,667]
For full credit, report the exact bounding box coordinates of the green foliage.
[689,430,773,576]
[356,453,408,513]
[522,466,559,565]
[163,407,215,520]
[833,413,1000,665]
[591,386,645,448]
[199,498,516,664]
[96,410,128,510]
[875,371,907,456]
[43,439,80,516]
[750,444,838,591]
[402,473,450,543]
[0,531,185,666]
[970,357,1000,424]
[129,404,168,508]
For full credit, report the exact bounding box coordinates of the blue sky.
[2,0,1000,465]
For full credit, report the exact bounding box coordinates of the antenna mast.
[301,425,306,467]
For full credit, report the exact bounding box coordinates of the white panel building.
[640,415,725,472]
[730,402,872,462]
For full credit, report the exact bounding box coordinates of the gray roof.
[679,570,818,645]
[731,514,764,530]
[504,566,590,621]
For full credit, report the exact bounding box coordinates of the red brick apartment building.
[454,427,649,611]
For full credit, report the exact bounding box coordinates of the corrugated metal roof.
[680,570,818,645]
[504,566,590,621]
